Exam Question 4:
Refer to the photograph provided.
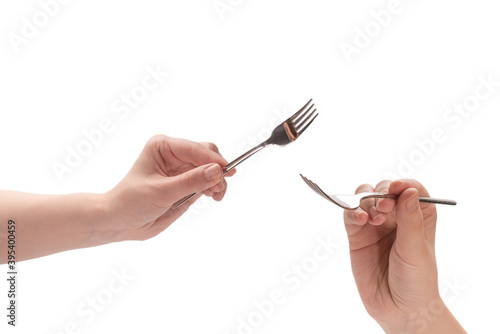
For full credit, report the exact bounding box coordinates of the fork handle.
[171,142,268,209]
[418,197,457,206]
[377,194,457,206]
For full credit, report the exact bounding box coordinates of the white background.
[1,0,499,333]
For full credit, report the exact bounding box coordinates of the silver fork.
[300,174,457,210]
[172,99,319,209]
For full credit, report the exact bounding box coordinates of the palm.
[345,214,398,317]
[345,203,438,321]
[109,137,233,241]
[117,159,201,238]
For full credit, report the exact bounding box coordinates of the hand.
[105,135,236,242]
[343,179,465,333]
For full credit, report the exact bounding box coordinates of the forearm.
[379,300,466,334]
[0,191,118,263]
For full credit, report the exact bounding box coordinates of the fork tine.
[295,108,317,131]
[312,182,334,202]
[300,174,336,204]
[300,174,320,195]
[300,174,321,196]
[329,194,352,209]
[300,174,351,208]
[297,113,319,135]
[290,99,313,121]
[309,180,327,198]
[293,103,315,126]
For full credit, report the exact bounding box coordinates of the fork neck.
[223,141,268,174]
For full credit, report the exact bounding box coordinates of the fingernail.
[406,193,419,212]
[204,164,222,182]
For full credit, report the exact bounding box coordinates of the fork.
[171,99,319,209]
[300,174,457,210]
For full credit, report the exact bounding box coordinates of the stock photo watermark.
[6,219,17,326]
[384,73,499,180]
[213,0,244,21]
[222,235,340,334]
[339,0,416,64]
[51,64,168,182]
[7,0,72,54]
[401,277,467,334]
[46,267,134,334]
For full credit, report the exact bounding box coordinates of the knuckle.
[411,179,425,189]
[188,143,196,156]
[147,134,171,154]
[211,181,225,192]
[376,180,391,190]
[355,183,371,193]
[207,142,219,152]
[148,134,169,146]
[181,172,196,189]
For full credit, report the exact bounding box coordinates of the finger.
[390,179,437,244]
[356,184,384,225]
[344,208,369,226]
[200,141,237,177]
[200,142,220,154]
[208,180,226,194]
[389,179,430,197]
[213,179,228,201]
[395,187,426,255]
[167,137,229,167]
[164,163,224,200]
[213,191,224,202]
[389,179,433,213]
[206,174,228,198]
[374,180,396,213]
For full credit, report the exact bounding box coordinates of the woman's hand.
[105,135,236,242]
[343,179,465,333]
[0,135,236,262]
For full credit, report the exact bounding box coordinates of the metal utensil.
[300,174,457,210]
[172,99,319,209]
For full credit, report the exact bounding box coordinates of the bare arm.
[0,135,235,263]
[0,192,115,262]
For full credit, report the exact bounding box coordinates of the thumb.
[166,163,224,200]
[395,188,426,255]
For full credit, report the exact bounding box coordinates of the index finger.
[168,137,229,168]
[344,183,375,226]
[375,180,396,213]
[200,142,236,177]
[356,183,387,226]
[389,179,430,197]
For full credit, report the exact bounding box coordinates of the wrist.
[85,192,126,246]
